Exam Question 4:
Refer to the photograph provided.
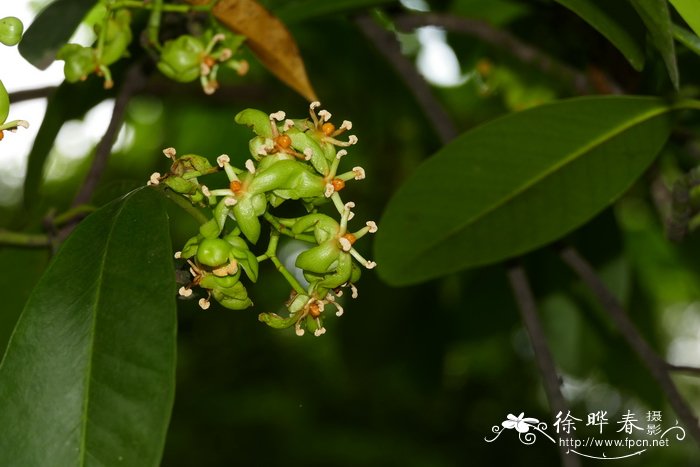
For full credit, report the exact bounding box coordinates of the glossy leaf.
[673,24,700,57]
[187,0,317,101]
[669,0,700,37]
[18,0,96,69]
[630,0,679,88]
[375,97,687,286]
[554,0,645,71]
[0,188,177,466]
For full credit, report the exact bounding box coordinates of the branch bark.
[392,13,622,95]
[355,14,458,144]
[559,245,700,444]
[507,263,580,467]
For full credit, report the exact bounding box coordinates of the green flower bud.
[57,44,95,83]
[0,80,9,124]
[258,311,297,329]
[317,252,353,289]
[286,127,329,176]
[157,35,205,83]
[180,235,201,259]
[295,241,339,274]
[196,238,232,267]
[292,213,339,243]
[232,197,262,244]
[171,154,214,176]
[99,10,132,65]
[235,108,273,138]
[200,270,241,290]
[0,16,23,47]
[223,232,259,282]
[213,282,253,310]
[163,176,197,195]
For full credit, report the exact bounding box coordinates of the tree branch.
[667,364,700,376]
[559,245,700,444]
[355,14,458,144]
[8,86,57,103]
[392,13,621,95]
[0,229,51,248]
[506,263,580,467]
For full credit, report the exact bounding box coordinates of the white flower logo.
[502,413,540,433]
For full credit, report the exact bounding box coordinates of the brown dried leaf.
[187,0,317,101]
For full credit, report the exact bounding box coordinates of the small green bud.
[99,10,132,65]
[235,108,273,138]
[196,238,232,267]
[0,80,9,124]
[157,35,205,83]
[0,17,23,46]
[57,44,95,83]
[295,241,340,274]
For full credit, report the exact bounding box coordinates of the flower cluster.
[57,4,247,92]
[149,103,377,336]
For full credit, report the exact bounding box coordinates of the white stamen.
[174,251,182,259]
[340,120,352,131]
[256,145,268,155]
[147,172,161,186]
[212,33,226,43]
[314,327,326,337]
[325,293,335,302]
[350,284,358,299]
[178,286,192,297]
[352,166,366,180]
[335,303,344,317]
[189,267,197,277]
[224,196,237,206]
[324,183,334,198]
[366,221,378,233]
[217,154,230,167]
[15,120,29,129]
[198,298,210,309]
[348,135,358,145]
[335,289,343,297]
[295,325,305,336]
[303,148,313,160]
[310,101,321,110]
[318,110,332,122]
[201,185,211,197]
[200,62,211,76]
[203,81,216,95]
[163,147,176,158]
[269,111,286,121]
[283,119,295,131]
[344,201,355,210]
[336,149,347,160]
[339,237,352,252]
[218,48,232,61]
[245,159,256,173]
[316,300,325,312]
[348,211,355,221]
[365,261,377,269]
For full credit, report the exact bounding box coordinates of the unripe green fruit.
[0,17,23,46]
[0,80,9,124]
[157,35,204,83]
[196,238,231,266]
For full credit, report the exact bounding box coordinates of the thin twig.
[667,364,700,376]
[71,64,148,207]
[0,230,51,248]
[559,245,700,444]
[392,13,622,95]
[8,86,57,103]
[506,263,580,467]
[355,14,458,144]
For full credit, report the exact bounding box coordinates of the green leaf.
[673,24,700,57]
[630,0,679,88]
[19,0,97,69]
[554,0,645,71]
[669,0,700,37]
[0,188,177,466]
[375,96,688,286]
